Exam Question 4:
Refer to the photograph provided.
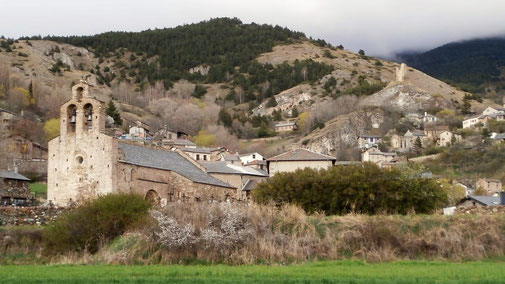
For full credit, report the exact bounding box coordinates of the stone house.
[202,161,268,200]
[475,178,502,196]
[239,152,264,165]
[463,106,505,129]
[437,131,461,147]
[274,121,297,132]
[361,147,397,164]
[47,82,235,206]
[424,125,449,140]
[357,134,381,149]
[220,152,241,165]
[128,120,150,139]
[181,147,211,162]
[391,130,429,151]
[244,160,267,171]
[266,149,336,176]
[422,112,437,124]
[153,125,188,141]
[0,170,32,206]
[0,107,17,127]
[2,134,48,178]
[457,192,505,208]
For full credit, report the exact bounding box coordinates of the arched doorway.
[145,190,160,206]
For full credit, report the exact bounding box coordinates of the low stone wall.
[0,206,68,226]
[455,205,505,215]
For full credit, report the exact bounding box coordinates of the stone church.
[47,82,234,206]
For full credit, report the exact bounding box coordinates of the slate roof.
[267,149,336,161]
[242,179,260,191]
[492,133,505,140]
[0,107,17,116]
[117,142,233,188]
[275,121,297,127]
[0,170,30,181]
[181,147,211,154]
[202,161,268,177]
[467,195,503,206]
[167,139,196,147]
[359,134,381,138]
[221,153,240,161]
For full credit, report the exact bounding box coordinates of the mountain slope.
[397,37,505,95]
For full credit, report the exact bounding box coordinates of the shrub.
[252,164,447,215]
[43,193,151,254]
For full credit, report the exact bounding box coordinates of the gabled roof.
[118,142,233,188]
[202,161,268,177]
[267,149,336,162]
[0,170,30,181]
[166,139,196,147]
[242,179,260,191]
[466,195,502,206]
[181,147,211,154]
[275,121,297,127]
[221,153,240,161]
[359,134,381,138]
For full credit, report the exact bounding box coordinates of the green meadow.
[2,261,505,283]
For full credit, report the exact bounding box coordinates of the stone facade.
[48,82,234,206]
[0,171,33,206]
[476,178,502,195]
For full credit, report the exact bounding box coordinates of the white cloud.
[1,0,505,56]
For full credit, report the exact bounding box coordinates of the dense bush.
[43,193,151,254]
[252,164,446,215]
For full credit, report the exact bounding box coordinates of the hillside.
[0,18,491,158]
[397,37,505,99]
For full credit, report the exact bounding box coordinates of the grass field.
[29,183,47,194]
[2,261,505,283]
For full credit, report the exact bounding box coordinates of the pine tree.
[266,96,278,108]
[291,106,299,118]
[106,101,122,126]
[414,136,423,151]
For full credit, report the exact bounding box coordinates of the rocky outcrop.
[252,84,313,117]
[297,109,385,155]
[359,84,452,113]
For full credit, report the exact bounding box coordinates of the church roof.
[118,142,233,188]
[267,148,336,161]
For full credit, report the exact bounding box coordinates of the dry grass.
[91,203,505,265]
[2,203,505,265]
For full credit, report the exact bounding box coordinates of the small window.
[252,154,256,159]
[76,156,84,164]
[203,155,207,161]
[196,154,200,160]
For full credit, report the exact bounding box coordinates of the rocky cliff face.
[297,109,385,155]
[359,84,453,113]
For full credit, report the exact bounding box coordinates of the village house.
[422,112,437,124]
[163,138,196,149]
[361,147,397,164]
[128,120,150,139]
[0,170,32,206]
[437,131,461,147]
[244,160,267,171]
[220,152,241,165]
[266,148,336,176]
[391,130,429,151]
[463,106,505,129]
[357,134,381,149]
[457,192,505,208]
[238,152,264,165]
[475,178,502,195]
[1,134,48,178]
[423,125,449,140]
[0,107,17,127]
[47,82,235,206]
[153,125,188,141]
[202,161,268,201]
[274,121,298,133]
[180,147,211,162]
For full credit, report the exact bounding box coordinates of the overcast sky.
[2,0,505,57]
